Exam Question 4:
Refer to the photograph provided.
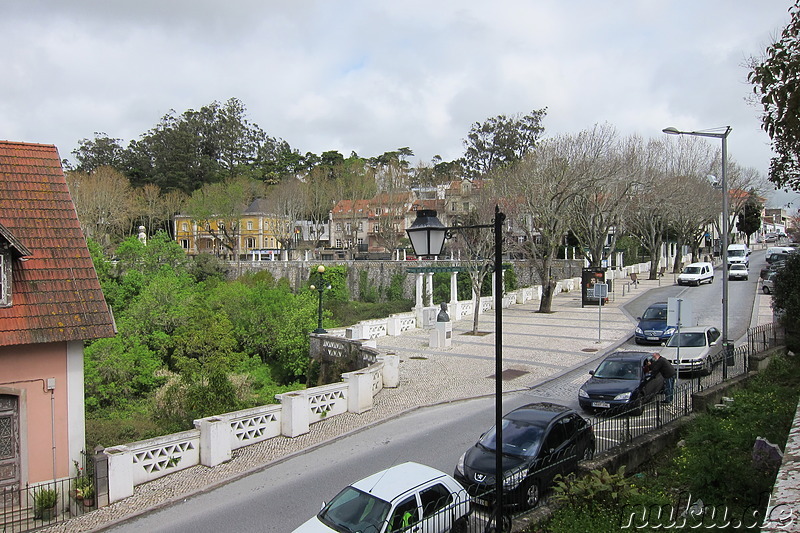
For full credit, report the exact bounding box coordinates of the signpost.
[595,283,608,342]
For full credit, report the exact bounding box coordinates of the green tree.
[72,132,126,173]
[462,108,547,177]
[749,1,800,191]
[736,192,763,245]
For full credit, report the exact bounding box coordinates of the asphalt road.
[103,253,763,533]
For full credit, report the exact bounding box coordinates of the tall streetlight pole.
[407,206,506,531]
[663,126,732,361]
[310,265,328,334]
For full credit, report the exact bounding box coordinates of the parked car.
[659,326,724,375]
[766,246,794,265]
[760,260,786,280]
[727,263,749,281]
[578,351,664,415]
[454,402,594,510]
[762,271,777,294]
[676,262,714,286]
[294,462,471,533]
[634,301,675,345]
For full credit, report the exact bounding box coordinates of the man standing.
[650,352,677,403]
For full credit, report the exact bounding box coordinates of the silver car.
[728,263,749,281]
[659,326,724,375]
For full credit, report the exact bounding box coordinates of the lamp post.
[663,126,732,366]
[407,206,507,530]
[310,265,328,334]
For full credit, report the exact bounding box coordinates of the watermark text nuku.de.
[619,492,796,529]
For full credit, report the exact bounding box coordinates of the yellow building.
[173,199,290,259]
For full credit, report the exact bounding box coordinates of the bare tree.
[66,166,135,248]
[497,132,603,312]
[446,184,501,334]
[568,126,636,267]
[264,177,306,254]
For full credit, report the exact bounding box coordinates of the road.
[104,253,764,533]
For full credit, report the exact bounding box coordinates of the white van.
[726,243,750,266]
[677,262,714,286]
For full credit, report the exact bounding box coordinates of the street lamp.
[406,206,507,530]
[310,265,329,334]
[663,126,733,364]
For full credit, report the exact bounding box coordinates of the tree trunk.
[538,279,556,313]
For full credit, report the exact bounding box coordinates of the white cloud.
[0,0,796,205]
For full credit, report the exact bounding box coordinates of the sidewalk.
[45,277,700,532]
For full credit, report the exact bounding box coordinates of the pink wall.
[0,342,71,483]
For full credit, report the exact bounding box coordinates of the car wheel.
[709,276,714,284]
[631,398,644,416]
[745,276,749,281]
[522,479,541,509]
[763,286,771,294]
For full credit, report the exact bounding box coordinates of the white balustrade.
[226,404,282,450]
[127,430,200,485]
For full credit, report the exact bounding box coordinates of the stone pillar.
[449,272,458,305]
[196,416,232,467]
[344,371,373,414]
[425,272,434,307]
[279,392,310,438]
[104,445,134,503]
[379,353,400,388]
[415,273,424,308]
[430,321,452,348]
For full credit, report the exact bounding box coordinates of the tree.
[462,109,547,177]
[446,185,502,334]
[624,139,673,279]
[263,177,305,253]
[184,177,262,260]
[72,132,126,173]
[65,166,135,248]
[748,1,800,191]
[497,131,601,313]
[566,126,634,267]
[737,192,763,245]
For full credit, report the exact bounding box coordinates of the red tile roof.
[0,141,115,347]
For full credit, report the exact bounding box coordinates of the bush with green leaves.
[552,465,638,509]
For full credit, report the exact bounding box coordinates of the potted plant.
[33,487,58,520]
[77,483,94,507]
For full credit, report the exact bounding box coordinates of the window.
[358,222,363,231]
[180,239,189,249]
[389,497,419,532]
[375,207,383,215]
[336,239,343,248]
[336,223,342,231]
[247,221,253,230]
[0,253,8,307]
[419,484,452,519]
[357,238,363,245]
[346,223,352,233]
[181,222,188,232]
[246,238,256,248]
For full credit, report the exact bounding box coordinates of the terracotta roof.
[0,141,116,347]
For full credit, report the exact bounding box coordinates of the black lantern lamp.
[406,209,448,257]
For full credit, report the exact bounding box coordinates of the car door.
[534,416,571,483]
[641,356,663,399]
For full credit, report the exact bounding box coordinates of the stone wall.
[231,259,586,301]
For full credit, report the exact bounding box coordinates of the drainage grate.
[487,369,530,381]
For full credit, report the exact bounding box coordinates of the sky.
[1,1,797,207]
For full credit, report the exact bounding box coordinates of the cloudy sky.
[1,1,796,205]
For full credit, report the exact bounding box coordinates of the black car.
[454,402,594,509]
[578,351,664,416]
[634,301,675,345]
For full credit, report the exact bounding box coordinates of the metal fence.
[1,450,97,532]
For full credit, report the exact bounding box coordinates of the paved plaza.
[42,276,773,532]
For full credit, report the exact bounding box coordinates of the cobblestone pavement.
[41,277,772,532]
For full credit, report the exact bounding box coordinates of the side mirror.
[589,370,595,376]
[320,502,327,510]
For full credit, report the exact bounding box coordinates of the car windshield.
[479,418,545,457]
[666,332,706,348]
[731,264,746,270]
[642,307,666,320]
[683,267,701,274]
[318,486,391,533]
[728,250,746,257]
[593,359,641,380]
